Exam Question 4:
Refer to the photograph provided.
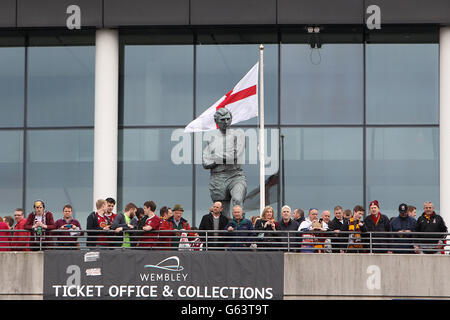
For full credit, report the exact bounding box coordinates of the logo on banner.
[144,256,184,272]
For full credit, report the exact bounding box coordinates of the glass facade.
[366,44,439,125]
[0,29,440,227]
[122,45,194,126]
[0,130,23,214]
[0,34,95,224]
[366,127,439,216]
[281,127,364,213]
[0,47,24,127]
[281,44,364,125]
[27,46,95,127]
[118,128,193,223]
[26,129,94,219]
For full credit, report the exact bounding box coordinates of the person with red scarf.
[363,200,392,253]
[414,201,447,254]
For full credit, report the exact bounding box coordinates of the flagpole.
[259,44,265,216]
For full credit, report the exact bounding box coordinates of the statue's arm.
[202,140,217,169]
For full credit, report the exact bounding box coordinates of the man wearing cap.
[363,200,392,253]
[167,204,192,249]
[390,203,417,254]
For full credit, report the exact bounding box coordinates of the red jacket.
[138,215,161,247]
[159,219,172,249]
[11,218,30,251]
[24,211,57,248]
[0,222,11,251]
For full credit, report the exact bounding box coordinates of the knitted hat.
[369,200,379,208]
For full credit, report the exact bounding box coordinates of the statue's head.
[214,108,232,132]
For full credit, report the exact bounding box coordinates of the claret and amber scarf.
[348,217,363,249]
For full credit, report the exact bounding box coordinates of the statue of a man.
[202,108,247,219]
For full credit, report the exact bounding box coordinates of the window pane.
[0,47,24,127]
[0,130,23,213]
[122,45,194,126]
[366,127,439,217]
[196,44,278,125]
[119,128,193,223]
[281,44,363,124]
[26,129,93,226]
[281,127,363,212]
[195,127,279,219]
[27,46,95,127]
[366,44,439,124]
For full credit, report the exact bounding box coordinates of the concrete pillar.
[440,27,450,227]
[93,29,119,208]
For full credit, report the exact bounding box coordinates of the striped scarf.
[33,213,46,228]
[348,217,362,249]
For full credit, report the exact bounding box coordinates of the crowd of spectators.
[0,198,447,254]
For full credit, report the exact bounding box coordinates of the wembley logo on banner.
[184,62,259,133]
[144,256,185,272]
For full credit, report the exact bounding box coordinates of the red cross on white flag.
[184,62,259,133]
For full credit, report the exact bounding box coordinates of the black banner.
[43,250,284,300]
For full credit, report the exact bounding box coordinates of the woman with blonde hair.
[254,206,279,249]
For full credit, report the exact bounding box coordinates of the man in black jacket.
[414,201,447,254]
[86,199,111,247]
[199,202,229,249]
[277,205,300,252]
[364,200,392,254]
[328,206,346,253]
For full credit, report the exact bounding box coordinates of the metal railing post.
[288,231,290,252]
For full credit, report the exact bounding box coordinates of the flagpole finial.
[259,44,264,50]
